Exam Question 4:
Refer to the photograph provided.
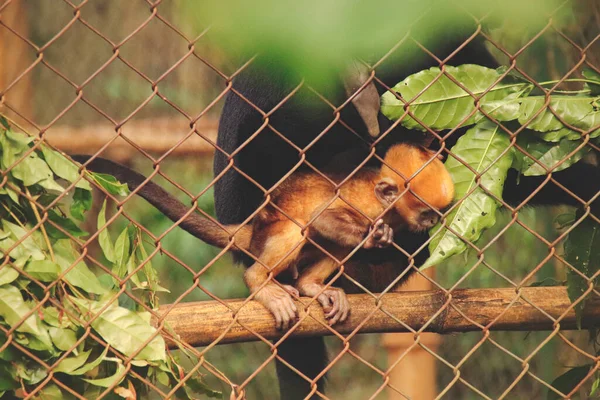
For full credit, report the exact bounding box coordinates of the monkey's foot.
[297,283,349,326]
[364,219,394,249]
[254,284,298,330]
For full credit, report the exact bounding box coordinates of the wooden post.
[0,0,32,123]
[384,270,440,400]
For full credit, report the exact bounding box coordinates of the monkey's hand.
[363,219,394,249]
[297,283,350,326]
[253,283,299,330]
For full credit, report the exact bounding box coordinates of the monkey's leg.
[296,257,350,326]
[244,223,304,329]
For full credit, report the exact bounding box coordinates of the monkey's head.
[375,144,455,232]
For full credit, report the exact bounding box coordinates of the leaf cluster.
[0,121,220,399]
[382,65,600,399]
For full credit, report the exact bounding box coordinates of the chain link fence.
[0,1,599,399]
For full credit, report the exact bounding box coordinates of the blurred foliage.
[180,0,565,84]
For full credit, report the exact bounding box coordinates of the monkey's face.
[375,143,455,231]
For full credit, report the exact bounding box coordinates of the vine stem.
[25,187,55,262]
[0,199,25,228]
[537,78,599,88]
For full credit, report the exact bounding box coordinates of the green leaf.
[54,240,107,295]
[137,235,168,293]
[518,96,600,133]
[48,326,78,351]
[591,376,600,396]
[90,172,130,196]
[156,370,170,386]
[69,297,166,361]
[517,97,564,132]
[381,65,532,130]
[1,221,46,261]
[71,187,93,221]
[42,307,73,329]
[0,266,19,286]
[513,134,589,176]
[35,384,75,400]
[547,365,592,400]
[98,273,116,291]
[479,98,523,121]
[539,127,581,142]
[0,286,53,349]
[0,185,19,204]
[10,151,63,192]
[185,377,223,399]
[0,129,33,170]
[54,348,92,373]
[114,227,131,278]
[82,361,126,387]
[564,215,600,329]
[70,344,110,375]
[14,361,47,384]
[0,362,18,391]
[46,209,88,240]
[24,260,60,282]
[126,253,142,289]
[98,200,116,263]
[525,140,588,176]
[422,121,514,268]
[0,116,10,129]
[583,69,600,96]
[40,145,91,190]
[0,333,16,362]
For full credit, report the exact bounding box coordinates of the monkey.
[244,143,454,328]
[73,142,454,329]
[213,35,500,399]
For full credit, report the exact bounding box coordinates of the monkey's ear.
[343,60,380,138]
[374,177,399,206]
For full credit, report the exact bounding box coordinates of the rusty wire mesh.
[0,0,599,399]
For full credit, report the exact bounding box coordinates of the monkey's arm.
[308,208,393,249]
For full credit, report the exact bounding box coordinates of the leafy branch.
[382,64,600,399]
[0,120,220,399]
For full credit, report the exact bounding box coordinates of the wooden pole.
[153,287,600,348]
[383,271,439,400]
[43,117,218,160]
[0,0,32,124]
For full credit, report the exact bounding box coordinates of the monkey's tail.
[72,155,252,252]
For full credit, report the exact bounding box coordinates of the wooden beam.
[154,287,600,348]
[43,117,218,160]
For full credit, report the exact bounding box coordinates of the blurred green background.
[9,0,599,398]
